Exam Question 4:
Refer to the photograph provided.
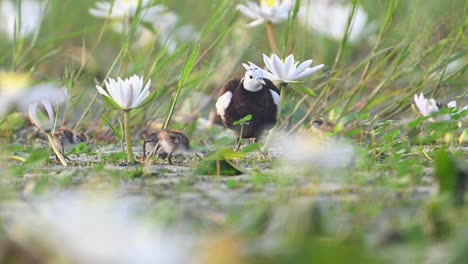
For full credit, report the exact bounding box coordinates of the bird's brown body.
[142,130,190,164]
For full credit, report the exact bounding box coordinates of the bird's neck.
[241,80,263,93]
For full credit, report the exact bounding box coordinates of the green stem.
[262,82,287,153]
[266,22,278,54]
[163,92,179,130]
[124,110,135,164]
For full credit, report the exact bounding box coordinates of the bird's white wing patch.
[216,91,233,118]
[269,89,281,117]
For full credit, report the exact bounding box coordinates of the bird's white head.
[242,62,265,92]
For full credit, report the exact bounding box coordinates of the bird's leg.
[55,152,71,162]
[145,142,161,162]
[194,153,204,161]
[167,151,174,165]
[61,144,71,161]
[142,140,153,159]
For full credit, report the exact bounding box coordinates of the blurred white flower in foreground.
[5,192,195,263]
[261,53,324,83]
[413,93,467,122]
[91,1,199,53]
[96,75,151,110]
[133,11,200,53]
[89,0,164,22]
[237,0,293,27]
[298,0,377,43]
[274,133,355,170]
[0,72,69,117]
[0,0,44,40]
[429,58,465,81]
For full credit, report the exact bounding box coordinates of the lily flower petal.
[293,64,325,80]
[271,54,285,79]
[28,103,41,130]
[283,54,294,77]
[96,85,110,98]
[42,100,55,129]
[132,79,151,109]
[291,59,313,77]
[245,19,267,28]
[447,101,457,108]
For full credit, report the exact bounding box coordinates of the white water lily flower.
[413,93,467,122]
[29,100,55,131]
[89,0,165,22]
[298,0,377,43]
[413,93,440,117]
[96,75,151,110]
[262,54,324,83]
[237,0,293,27]
[0,0,44,40]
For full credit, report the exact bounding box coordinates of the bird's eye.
[249,75,253,79]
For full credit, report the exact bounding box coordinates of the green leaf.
[194,159,243,176]
[118,119,124,140]
[233,114,252,126]
[291,84,317,97]
[179,43,200,89]
[434,150,457,194]
[408,117,424,129]
[0,112,25,132]
[66,142,88,155]
[205,148,246,160]
[240,143,262,154]
[163,43,200,129]
[100,113,123,140]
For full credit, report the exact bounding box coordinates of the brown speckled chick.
[142,130,190,164]
[46,128,87,161]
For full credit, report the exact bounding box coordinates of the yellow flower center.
[0,72,30,90]
[261,0,276,8]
